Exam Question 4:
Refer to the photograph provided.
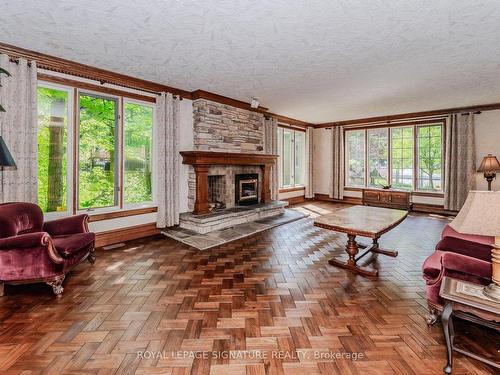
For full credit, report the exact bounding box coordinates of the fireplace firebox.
[235,173,259,206]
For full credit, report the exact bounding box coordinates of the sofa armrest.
[436,224,493,262]
[0,232,64,264]
[441,251,492,280]
[43,214,90,236]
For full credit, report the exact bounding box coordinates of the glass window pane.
[282,129,292,186]
[417,124,443,191]
[37,87,69,213]
[391,126,413,190]
[277,127,283,187]
[345,130,365,187]
[78,94,118,209]
[124,102,153,204]
[367,128,389,187]
[294,131,305,186]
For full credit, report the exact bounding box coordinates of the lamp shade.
[450,191,500,238]
[477,154,500,172]
[0,136,16,170]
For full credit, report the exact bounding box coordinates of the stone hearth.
[178,201,287,234]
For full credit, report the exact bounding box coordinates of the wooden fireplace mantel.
[180,151,277,166]
[180,151,278,215]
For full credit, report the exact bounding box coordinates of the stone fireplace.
[177,151,286,234]
[180,151,276,215]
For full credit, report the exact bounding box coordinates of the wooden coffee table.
[314,205,408,276]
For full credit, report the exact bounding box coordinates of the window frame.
[277,125,306,189]
[37,80,156,219]
[37,82,75,220]
[122,97,157,209]
[343,119,445,193]
[415,123,445,192]
[76,89,121,213]
[344,129,366,188]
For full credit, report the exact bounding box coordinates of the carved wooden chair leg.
[46,275,65,296]
[426,307,439,325]
[88,252,96,264]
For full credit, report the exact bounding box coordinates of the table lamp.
[0,136,16,170]
[449,191,500,301]
[477,154,500,191]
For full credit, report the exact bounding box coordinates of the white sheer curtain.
[264,116,279,200]
[304,126,314,198]
[329,126,344,200]
[156,92,180,227]
[0,55,38,203]
[444,113,476,211]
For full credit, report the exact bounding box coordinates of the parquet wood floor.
[0,202,497,374]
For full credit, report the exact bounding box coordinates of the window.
[37,86,71,213]
[78,93,119,210]
[367,128,388,187]
[294,131,305,186]
[345,130,365,187]
[391,126,413,189]
[37,83,155,215]
[277,127,306,188]
[417,124,443,190]
[124,101,154,204]
[344,122,443,191]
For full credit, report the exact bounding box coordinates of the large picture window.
[277,127,306,188]
[345,130,365,187]
[78,93,119,210]
[345,122,443,191]
[37,85,71,213]
[37,83,155,215]
[124,101,154,204]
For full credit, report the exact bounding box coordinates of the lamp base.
[483,282,500,301]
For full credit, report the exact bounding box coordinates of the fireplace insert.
[235,173,259,206]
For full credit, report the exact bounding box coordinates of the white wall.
[313,127,332,195]
[312,111,500,204]
[475,110,500,191]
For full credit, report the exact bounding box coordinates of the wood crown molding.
[314,103,500,128]
[38,73,156,103]
[180,151,277,166]
[0,42,313,127]
[191,89,268,113]
[0,42,191,98]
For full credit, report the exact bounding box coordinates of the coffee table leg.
[346,234,358,267]
[328,234,378,277]
[442,302,453,374]
[371,237,398,257]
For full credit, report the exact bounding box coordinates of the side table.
[439,276,500,374]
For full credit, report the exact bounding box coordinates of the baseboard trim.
[314,194,362,205]
[95,223,160,247]
[412,203,457,216]
[283,195,307,205]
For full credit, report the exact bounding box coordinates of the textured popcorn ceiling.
[1,0,500,123]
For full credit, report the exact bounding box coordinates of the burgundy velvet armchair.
[0,202,95,296]
[422,224,493,324]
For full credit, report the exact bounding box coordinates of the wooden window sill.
[88,206,158,222]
